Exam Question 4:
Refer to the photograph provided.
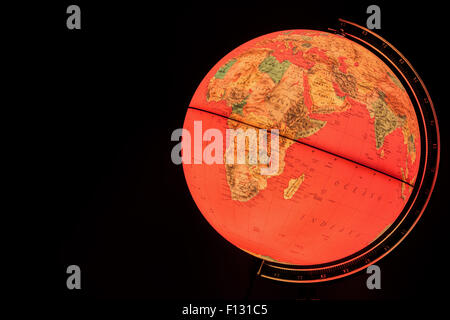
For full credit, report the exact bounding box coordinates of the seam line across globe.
[187,105,414,187]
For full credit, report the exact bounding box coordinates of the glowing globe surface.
[183,30,420,265]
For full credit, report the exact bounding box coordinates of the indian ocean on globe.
[182,30,420,266]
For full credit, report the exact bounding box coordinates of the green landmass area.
[408,134,416,154]
[387,72,405,91]
[232,97,248,114]
[258,55,291,83]
[373,94,399,149]
[215,58,237,79]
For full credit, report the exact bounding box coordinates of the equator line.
[187,106,414,188]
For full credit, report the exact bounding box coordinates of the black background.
[45,0,449,306]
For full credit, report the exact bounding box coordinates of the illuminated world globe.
[182,29,423,268]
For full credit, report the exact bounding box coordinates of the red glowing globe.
[182,29,422,266]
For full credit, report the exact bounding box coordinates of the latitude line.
[187,106,415,188]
